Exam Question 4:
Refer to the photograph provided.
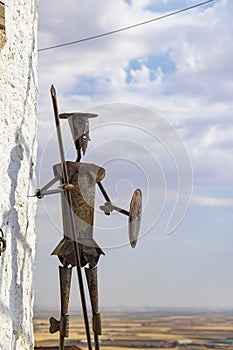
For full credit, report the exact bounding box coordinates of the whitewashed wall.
[0,0,38,349]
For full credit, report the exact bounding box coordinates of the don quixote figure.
[35,86,142,350]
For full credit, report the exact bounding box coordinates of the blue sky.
[35,0,233,310]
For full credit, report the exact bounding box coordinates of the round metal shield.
[129,189,142,248]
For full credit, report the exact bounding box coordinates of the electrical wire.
[38,0,215,52]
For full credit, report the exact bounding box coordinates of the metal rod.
[40,175,60,192]
[59,335,64,350]
[111,205,129,217]
[98,182,129,217]
[40,189,62,196]
[94,333,100,350]
[50,85,93,350]
[98,182,111,203]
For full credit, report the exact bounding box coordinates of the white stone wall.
[0,0,38,349]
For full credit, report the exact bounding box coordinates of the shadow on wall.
[0,141,25,345]
[0,131,34,347]
[7,142,24,347]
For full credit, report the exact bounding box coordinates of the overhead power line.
[38,0,215,52]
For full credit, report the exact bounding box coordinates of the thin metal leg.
[49,265,72,350]
[85,266,101,350]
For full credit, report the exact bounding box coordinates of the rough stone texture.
[0,0,38,349]
[0,29,6,49]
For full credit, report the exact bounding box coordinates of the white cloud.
[193,194,233,207]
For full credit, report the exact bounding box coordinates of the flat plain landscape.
[33,308,233,349]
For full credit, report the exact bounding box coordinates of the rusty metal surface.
[49,315,69,337]
[51,238,104,268]
[49,317,59,334]
[129,189,142,248]
[85,267,101,350]
[59,113,97,119]
[85,267,99,314]
[60,315,70,338]
[59,266,72,314]
[52,162,105,268]
[92,313,101,336]
[53,162,105,183]
[49,266,72,339]
[60,113,97,161]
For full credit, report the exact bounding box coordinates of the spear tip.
[50,84,56,96]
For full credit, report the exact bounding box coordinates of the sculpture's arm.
[35,175,62,199]
[97,181,129,216]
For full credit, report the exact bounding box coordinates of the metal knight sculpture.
[35,86,142,350]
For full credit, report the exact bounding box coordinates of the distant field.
[33,309,233,349]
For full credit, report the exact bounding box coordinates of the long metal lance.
[50,85,93,350]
